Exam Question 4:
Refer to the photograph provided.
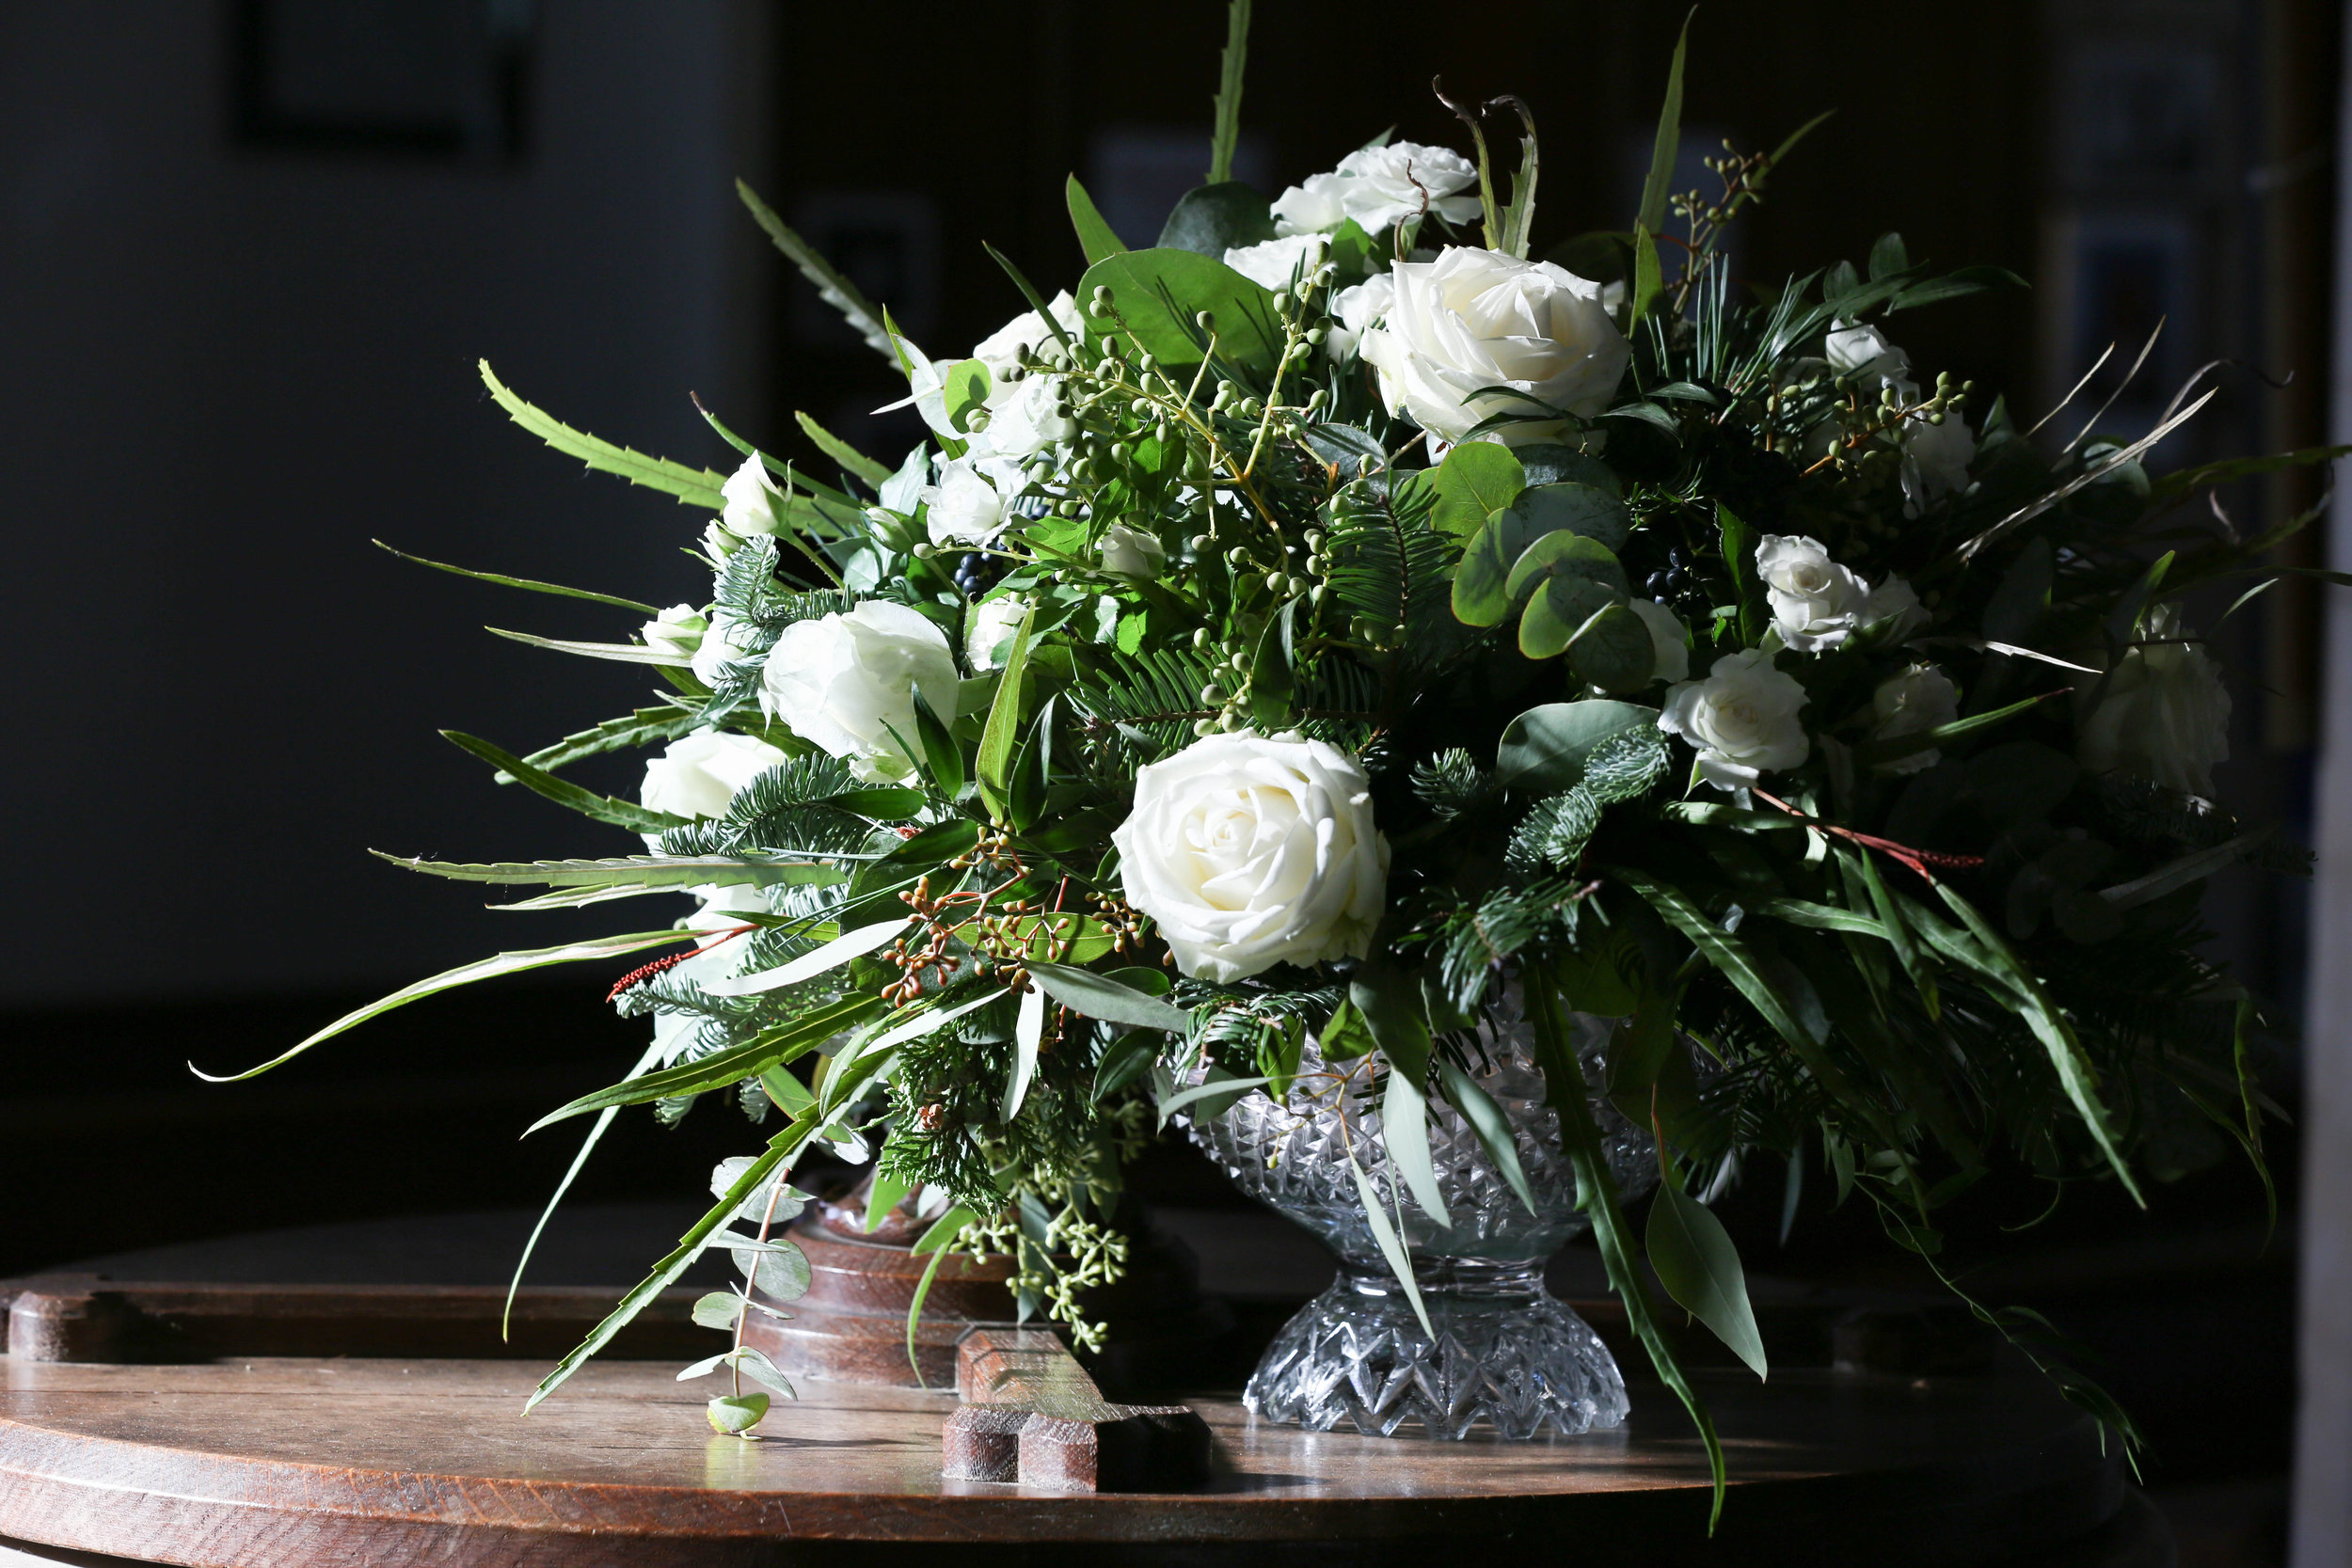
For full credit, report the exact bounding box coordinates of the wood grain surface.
[0,1354,2132,1566]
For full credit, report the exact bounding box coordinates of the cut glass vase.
[1184,993,1657,1440]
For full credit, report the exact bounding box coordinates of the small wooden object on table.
[942,1327,1212,1491]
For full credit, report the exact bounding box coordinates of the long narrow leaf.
[373,542,657,614]
[1381,1065,1450,1228]
[376,852,851,889]
[976,605,1039,819]
[504,1038,663,1338]
[1647,1179,1769,1380]
[699,918,912,997]
[1437,1056,1536,1215]
[793,411,895,488]
[525,1119,818,1412]
[196,929,703,1082]
[442,731,688,835]
[1634,14,1691,235]
[1205,0,1252,185]
[1347,1145,1433,1336]
[736,181,900,360]
[527,996,887,1131]
[1004,982,1047,1119]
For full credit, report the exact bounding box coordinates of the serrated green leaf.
[373,541,658,614]
[378,852,852,890]
[518,705,708,776]
[480,360,727,506]
[527,996,888,1132]
[738,180,899,359]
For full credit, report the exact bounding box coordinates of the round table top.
[0,1354,2135,1567]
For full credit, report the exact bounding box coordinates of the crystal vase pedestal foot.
[1185,990,1657,1441]
[1248,1259,1629,1440]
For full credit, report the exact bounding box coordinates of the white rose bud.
[1824,321,1911,387]
[1112,731,1391,982]
[1328,141,1484,231]
[1098,522,1167,579]
[641,604,707,665]
[1326,271,1395,361]
[1221,231,1330,292]
[1626,598,1691,685]
[2074,605,2232,799]
[1660,648,1811,792]
[640,730,787,822]
[720,452,785,539]
[1870,664,1962,775]
[1754,534,1924,652]
[762,601,961,783]
[964,594,1028,673]
[1359,247,1630,446]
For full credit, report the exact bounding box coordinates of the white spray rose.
[2074,604,2232,798]
[964,594,1028,673]
[1626,598,1691,685]
[1271,171,1349,235]
[1871,664,1962,775]
[720,452,784,540]
[640,731,787,822]
[1660,648,1811,791]
[762,601,961,783]
[1098,522,1167,579]
[1754,534,1924,652]
[1900,405,1977,517]
[1329,141,1484,231]
[1824,321,1911,387]
[690,609,758,689]
[1359,247,1630,446]
[1112,731,1391,983]
[921,457,1016,546]
[641,604,707,665]
[984,372,1078,460]
[1327,271,1395,360]
[1222,231,1330,292]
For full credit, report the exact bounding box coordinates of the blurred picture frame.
[231,0,533,161]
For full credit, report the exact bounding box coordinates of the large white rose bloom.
[1824,321,1911,387]
[689,609,759,689]
[1221,232,1329,292]
[1660,648,1811,791]
[921,456,1018,546]
[1359,247,1630,445]
[762,601,960,783]
[641,730,787,822]
[2074,604,2232,798]
[1870,664,1962,775]
[1754,534,1924,652]
[964,594,1027,673]
[1112,731,1391,983]
[1270,171,1349,235]
[1900,407,1977,516]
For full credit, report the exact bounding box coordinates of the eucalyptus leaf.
[1027,960,1192,1031]
[1495,700,1656,791]
[1075,247,1282,374]
[1382,1066,1451,1228]
[1647,1180,1769,1379]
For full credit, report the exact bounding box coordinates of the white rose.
[920,457,1015,546]
[1326,271,1394,360]
[1359,247,1630,446]
[1626,598,1691,685]
[641,730,787,822]
[1870,664,1961,775]
[1754,534,1923,652]
[1824,321,1911,387]
[1098,522,1167,578]
[2074,604,2231,798]
[720,452,784,539]
[641,604,707,665]
[690,609,759,689]
[1112,731,1391,982]
[1222,231,1329,292]
[1329,141,1484,231]
[1660,648,1811,791]
[1271,171,1349,235]
[983,372,1078,460]
[1900,403,1977,517]
[964,594,1028,673]
[761,601,961,783]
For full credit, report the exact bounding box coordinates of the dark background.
[0,4,2337,1562]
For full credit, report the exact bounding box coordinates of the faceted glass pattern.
[1184,992,1656,1440]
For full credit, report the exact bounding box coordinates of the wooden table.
[0,1353,2166,1566]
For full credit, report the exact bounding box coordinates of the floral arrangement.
[230,6,2335,1508]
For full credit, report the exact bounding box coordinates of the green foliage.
[479,360,727,507]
